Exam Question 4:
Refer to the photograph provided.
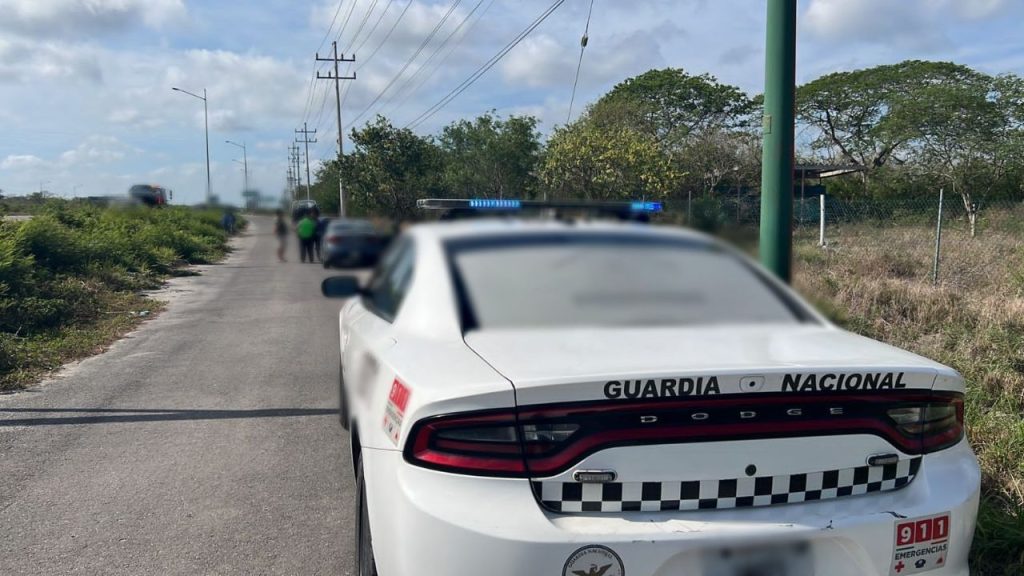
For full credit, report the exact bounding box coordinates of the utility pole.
[317,41,356,217]
[226,140,248,197]
[291,144,302,197]
[286,156,294,199]
[759,0,797,282]
[171,87,212,205]
[295,123,317,201]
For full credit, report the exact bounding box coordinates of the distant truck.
[129,184,171,207]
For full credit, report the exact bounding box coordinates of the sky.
[1,0,1023,206]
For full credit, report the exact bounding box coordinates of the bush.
[0,201,236,390]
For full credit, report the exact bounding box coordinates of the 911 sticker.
[382,378,411,446]
[890,512,950,575]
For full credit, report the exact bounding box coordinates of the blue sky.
[1,0,1023,206]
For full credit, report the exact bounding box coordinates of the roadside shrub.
[0,201,236,390]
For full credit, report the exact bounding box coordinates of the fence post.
[932,188,944,285]
[819,193,826,247]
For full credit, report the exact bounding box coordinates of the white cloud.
[0,38,103,83]
[1,154,45,170]
[804,0,1012,48]
[58,136,136,166]
[0,0,186,37]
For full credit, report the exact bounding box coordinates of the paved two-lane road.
[0,217,356,575]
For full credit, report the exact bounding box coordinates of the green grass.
[0,201,241,391]
[792,207,1024,575]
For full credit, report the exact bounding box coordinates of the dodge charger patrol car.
[322,199,979,576]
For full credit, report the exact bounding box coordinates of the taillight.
[405,392,964,478]
[327,235,342,245]
[407,411,526,476]
[887,396,964,452]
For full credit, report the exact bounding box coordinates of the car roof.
[405,218,715,245]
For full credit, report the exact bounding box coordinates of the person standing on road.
[274,210,289,262]
[296,211,317,263]
[312,207,327,263]
[221,209,236,235]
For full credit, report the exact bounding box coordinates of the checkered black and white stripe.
[533,457,922,513]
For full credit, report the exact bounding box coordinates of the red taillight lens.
[327,235,342,245]
[407,411,527,476]
[405,393,965,478]
[887,396,964,452]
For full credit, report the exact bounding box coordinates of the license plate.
[702,541,813,576]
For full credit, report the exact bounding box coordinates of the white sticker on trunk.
[382,378,411,446]
[890,512,950,575]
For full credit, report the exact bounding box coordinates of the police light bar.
[417,198,663,213]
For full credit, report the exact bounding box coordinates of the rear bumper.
[363,439,979,576]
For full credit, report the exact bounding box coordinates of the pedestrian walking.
[312,208,327,263]
[296,211,317,263]
[221,209,236,235]
[274,210,289,262]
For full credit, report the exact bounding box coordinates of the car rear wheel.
[354,459,378,576]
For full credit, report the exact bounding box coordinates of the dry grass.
[792,207,1024,574]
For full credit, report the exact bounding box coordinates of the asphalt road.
[0,216,357,575]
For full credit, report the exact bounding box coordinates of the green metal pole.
[759,0,797,282]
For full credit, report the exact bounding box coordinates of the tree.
[540,121,682,201]
[796,60,979,173]
[330,116,443,223]
[914,73,1024,236]
[588,68,754,150]
[438,112,542,199]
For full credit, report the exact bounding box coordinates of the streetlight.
[171,86,212,205]
[225,140,248,197]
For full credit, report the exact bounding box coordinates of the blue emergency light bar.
[418,198,663,214]
[467,198,522,209]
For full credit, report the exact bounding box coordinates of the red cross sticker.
[894,561,906,573]
[937,556,944,564]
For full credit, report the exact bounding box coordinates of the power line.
[342,0,380,55]
[407,0,567,130]
[317,0,347,55]
[350,0,465,127]
[567,0,595,124]
[351,0,396,57]
[390,0,497,116]
[354,0,415,77]
[383,0,489,118]
[295,123,317,201]
[317,41,357,216]
[333,0,362,53]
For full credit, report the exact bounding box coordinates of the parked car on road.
[322,218,390,268]
[322,199,979,576]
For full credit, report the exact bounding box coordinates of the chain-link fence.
[664,190,1024,294]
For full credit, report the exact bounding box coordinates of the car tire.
[338,361,350,431]
[354,459,379,576]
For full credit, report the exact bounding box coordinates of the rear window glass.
[329,220,376,233]
[446,234,807,330]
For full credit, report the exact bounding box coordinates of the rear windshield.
[446,234,809,331]
[329,220,376,234]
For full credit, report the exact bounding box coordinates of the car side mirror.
[322,276,363,298]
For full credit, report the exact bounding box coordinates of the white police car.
[322,199,979,576]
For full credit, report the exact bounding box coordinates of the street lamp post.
[172,86,213,205]
[226,140,248,197]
